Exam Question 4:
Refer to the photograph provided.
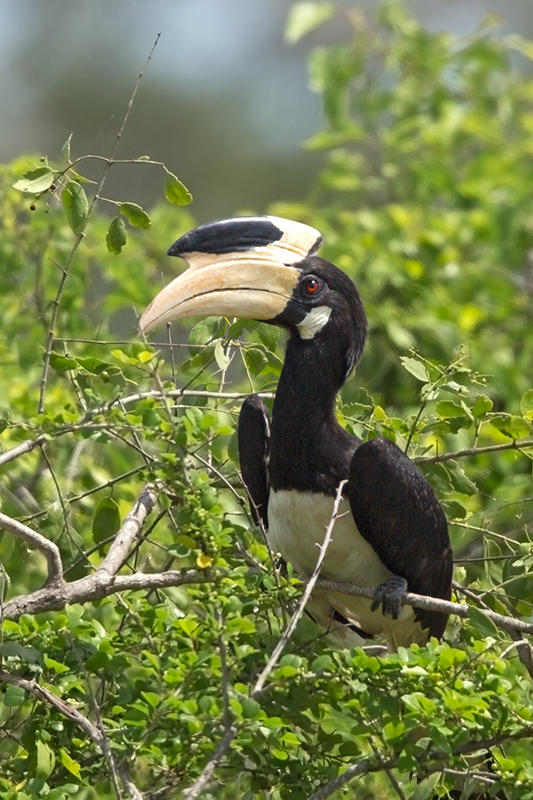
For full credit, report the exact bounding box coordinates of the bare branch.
[416,438,533,465]
[96,484,158,577]
[1,568,214,621]
[0,511,63,586]
[0,435,46,467]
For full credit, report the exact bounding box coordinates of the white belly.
[267,489,421,649]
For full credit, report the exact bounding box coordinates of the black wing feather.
[238,394,271,529]
[347,437,452,638]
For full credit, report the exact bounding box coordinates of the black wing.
[238,394,271,529]
[347,437,452,638]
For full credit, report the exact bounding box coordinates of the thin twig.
[182,481,347,798]
[416,438,533,464]
[253,479,347,695]
[306,727,533,800]
[38,33,161,414]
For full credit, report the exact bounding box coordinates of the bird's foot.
[371,576,408,620]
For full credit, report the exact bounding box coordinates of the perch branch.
[313,577,533,636]
[1,566,214,621]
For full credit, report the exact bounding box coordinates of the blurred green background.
[2,0,532,220]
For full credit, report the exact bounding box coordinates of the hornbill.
[139,215,453,650]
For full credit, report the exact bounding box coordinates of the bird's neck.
[269,333,352,492]
[272,336,343,430]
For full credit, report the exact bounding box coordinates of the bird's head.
[139,216,367,378]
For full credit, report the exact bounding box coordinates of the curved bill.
[139,215,322,334]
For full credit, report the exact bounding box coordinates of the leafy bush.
[1,3,532,798]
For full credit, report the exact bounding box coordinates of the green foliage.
[1,2,532,798]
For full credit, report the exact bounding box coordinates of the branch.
[0,511,63,587]
[1,567,215,621]
[0,667,143,800]
[416,438,533,465]
[0,667,106,746]
[0,479,218,620]
[306,726,533,800]
[0,435,46,467]
[95,484,158,577]
[253,480,347,694]
[313,577,533,636]
[38,34,161,416]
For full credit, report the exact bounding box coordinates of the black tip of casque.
[167,217,284,258]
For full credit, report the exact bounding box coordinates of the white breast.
[267,489,421,649]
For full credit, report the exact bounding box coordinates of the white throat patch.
[297,305,332,340]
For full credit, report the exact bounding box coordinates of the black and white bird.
[139,215,453,650]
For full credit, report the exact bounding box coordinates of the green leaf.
[141,691,160,708]
[4,685,26,706]
[445,462,477,495]
[0,642,42,663]
[241,697,261,718]
[119,202,151,229]
[164,172,193,205]
[520,389,533,420]
[244,348,267,375]
[436,401,469,419]
[473,394,493,418]
[400,356,429,382]
[35,740,55,780]
[62,180,89,234]
[92,497,121,544]
[59,748,81,779]
[285,2,334,44]
[467,606,499,639]
[214,340,231,371]
[411,773,441,800]
[50,353,79,372]
[13,166,55,194]
[106,216,127,254]
[61,132,73,163]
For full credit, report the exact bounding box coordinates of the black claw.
[371,576,408,620]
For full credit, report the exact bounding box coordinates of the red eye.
[303,276,322,296]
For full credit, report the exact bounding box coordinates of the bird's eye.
[302,276,323,296]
